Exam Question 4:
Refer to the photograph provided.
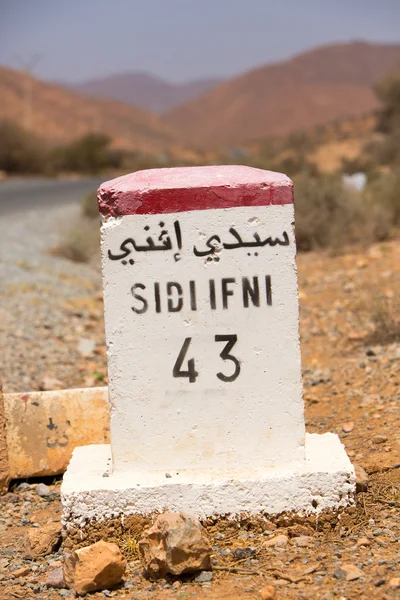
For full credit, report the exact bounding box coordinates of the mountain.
[0,65,185,155]
[164,42,400,147]
[67,73,223,114]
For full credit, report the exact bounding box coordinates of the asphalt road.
[0,176,106,215]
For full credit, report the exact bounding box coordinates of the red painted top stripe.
[97,165,293,217]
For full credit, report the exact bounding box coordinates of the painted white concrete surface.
[61,433,355,527]
[101,204,305,473]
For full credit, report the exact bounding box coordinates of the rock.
[63,540,126,596]
[372,434,387,444]
[78,337,95,357]
[46,567,66,589]
[292,535,314,547]
[353,464,368,493]
[333,563,364,581]
[194,571,213,583]
[138,512,212,579]
[232,547,255,560]
[36,483,51,497]
[342,422,354,433]
[13,566,30,577]
[287,524,314,537]
[357,537,371,547]
[260,584,276,599]
[263,534,288,548]
[24,522,62,558]
[39,377,63,391]
[17,482,31,491]
[388,577,400,589]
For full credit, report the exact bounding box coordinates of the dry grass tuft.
[51,218,100,264]
[364,295,400,346]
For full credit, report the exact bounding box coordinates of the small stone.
[232,547,255,559]
[353,464,368,493]
[46,566,66,589]
[39,377,63,391]
[374,578,386,587]
[36,483,51,497]
[138,512,211,579]
[260,584,276,599]
[366,348,376,357]
[333,568,346,580]
[342,422,354,433]
[292,535,314,547]
[63,540,126,595]
[287,524,314,538]
[77,337,95,357]
[194,571,213,583]
[389,577,400,589]
[13,566,30,577]
[172,580,182,589]
[17,482,31,490]
[24,523,62,558]
[372,434,387,444]
[334,563,364,581]
[357,537,371,547]
[263,534,288,548]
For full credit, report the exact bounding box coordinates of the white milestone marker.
[62,166,355,526]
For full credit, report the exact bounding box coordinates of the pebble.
[232,547,255,559]
[342,421,354,433]
[260,585,275,599]
[353,463,369,493]
[372,434,387,444]
[45,566,65,589]
[40,376,63,391]
[36,483,51,498]
[194,571,213,583]
[357,537,371,547]
[333,563,364,581]
[263,534,289,548]
[77,337,95,357]
[17,483,31,491]
[292,535,314,547]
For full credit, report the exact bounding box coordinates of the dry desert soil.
[0,203,399,599]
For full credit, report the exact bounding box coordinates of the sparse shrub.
[52,219,100,263]
[81,191,99,219]
[375,65,400,136]
[52,133,114,174]
[293,174,366,251]
[363,295,400,346]
[364,169,400,227]
[0,120,48,174]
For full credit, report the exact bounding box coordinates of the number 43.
[173,335,241,383]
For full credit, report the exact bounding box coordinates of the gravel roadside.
[0,202,105,393]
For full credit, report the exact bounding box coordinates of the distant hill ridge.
[0,65,185,155]
[65,73,223,114]
[2,41,400,154]
[163,41,400,147]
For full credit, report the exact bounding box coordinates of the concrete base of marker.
[61,433,355,529]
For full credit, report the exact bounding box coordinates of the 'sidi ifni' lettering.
[130,276,273,314]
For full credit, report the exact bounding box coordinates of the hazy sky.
[1,0,400,83]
